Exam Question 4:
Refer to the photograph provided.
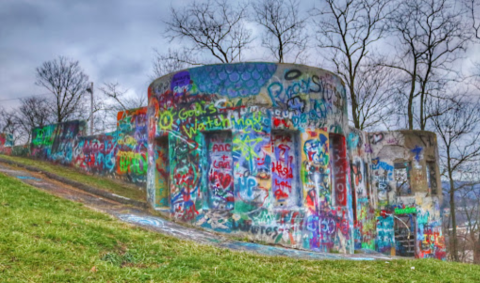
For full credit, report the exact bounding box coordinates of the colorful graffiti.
[32,120,86,164]
[143,63,444,259]
[206,132,234,210]
[271,131,299,208]
[0,63,445,259]
[154,137,169,207]
[377,215,395,253]
[0,133,13,154]
[25,108,148,185]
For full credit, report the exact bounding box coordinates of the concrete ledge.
[0,156,148,209]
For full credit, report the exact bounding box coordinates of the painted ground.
[0,160,386,261]
[1,164,479,282]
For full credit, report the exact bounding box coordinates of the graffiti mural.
[206,132,234,210]
[271,131,299,208]
[144,64,443,258]
[0,133,13,154]
[73,132,118,176]
[22,108,149,185]
[32,120,86,164]
[0,63,445,259]
[115,108,148,183]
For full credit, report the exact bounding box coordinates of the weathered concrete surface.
[0,63,445,259]
[0,160,391,261]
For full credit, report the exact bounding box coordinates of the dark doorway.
[155,136,170,208]
[394,214,416,257]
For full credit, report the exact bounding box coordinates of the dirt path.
[0,161,392,261]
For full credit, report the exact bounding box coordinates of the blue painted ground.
[0,162,392,261]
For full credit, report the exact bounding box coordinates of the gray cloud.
[1,0,478,111]
[0,0,173,108]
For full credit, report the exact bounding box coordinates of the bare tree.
[313,0,392,129]
[382,0,470,130]
[251,0,308,63]
[457,181,480,263]
[151,49,194,79]
[99,82,147,132]
[465,0,480,39]
[100,82,146,111]
[14,97,53,143]
[164,0,253,64]
[431,97,480,261]
[35,56,90,123]
[353,61,395,130]
[0,107,17,143]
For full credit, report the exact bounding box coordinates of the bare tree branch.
[313,0,392,129]
[99,82,147,132]
[251,0,309,63]
[432,95,480,261]
[382,0,471,130]
[164,0,253,64]
[35,56,90,123]
[151,48,199,79]
[13,97,53,143]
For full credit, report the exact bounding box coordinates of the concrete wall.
[0,133,13,154]
[146,62,445,259]
[147,63,353,254]
[348,129,445,259]
[25,107,148,185]
[0,62,445,259]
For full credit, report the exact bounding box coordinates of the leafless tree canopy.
[353,62,395,130]
[164,0,253,64]
[465,0,480,39]
[455,181,480,264]
[251,0,308,63]
[383,0,470,130]
[100,82,146,112]
[98,82,147,132]
[35,56,90,123]
[15,97,53,143]
[431,96,480,261]
[0,107,17,142]
[152,49,193,79]
[313,0,392,130]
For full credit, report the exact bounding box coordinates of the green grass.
[0,173,479,282]
[0,154,145,202]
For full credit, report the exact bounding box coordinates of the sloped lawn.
[0,172,479,282]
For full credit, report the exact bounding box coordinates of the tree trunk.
[350,84,360,129]
[420,91,425,130]
[449,170,459,261]
[474,234,480,264]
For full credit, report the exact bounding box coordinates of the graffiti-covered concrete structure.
[0,133,13,155]
[0,62,445,259]
[146,63,445,259]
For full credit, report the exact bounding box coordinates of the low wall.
[2,107,148,185]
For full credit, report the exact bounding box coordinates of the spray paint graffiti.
[206,132,234,210]
[271,131,299,208]
[0,133,13,154]
[377,215,395,253]
[32,121,86,164]
[1,63,445,259]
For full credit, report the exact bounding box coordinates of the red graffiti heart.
[218,173,232,189]
[210,171,232,189]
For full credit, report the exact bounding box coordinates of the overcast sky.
[1,0,478,111]
[0,0,185,109]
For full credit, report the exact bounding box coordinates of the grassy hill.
[0,172,479,282]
